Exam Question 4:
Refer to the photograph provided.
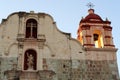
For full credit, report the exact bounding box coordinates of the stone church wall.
[45,59,119,80]
[0,58,119,80]
[0,57,17,80]
[0,11,119,80]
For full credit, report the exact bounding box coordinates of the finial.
[106,17,109,21]
[82,16,84,19]
[86,2,95,9]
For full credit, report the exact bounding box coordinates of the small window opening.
[93,33,103,48]
[26,19,37,38]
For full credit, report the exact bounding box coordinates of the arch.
[93,30,103,48]
[9,43,18,57]
[25,19,37,38]
[24,49,37,70]
[4,43,18,56]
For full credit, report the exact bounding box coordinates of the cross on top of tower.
[86,2,95,9]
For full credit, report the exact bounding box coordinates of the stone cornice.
[85,47,118,52]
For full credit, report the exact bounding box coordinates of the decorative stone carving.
[24,49,37,70]
[20,71,38,80]
[38,70,56,80]
[5,69,20,80]
[38,34,46,49]
[17,34,24,48]
[27,53,34,70]
[18,12,26,17]
[17,34,25,41]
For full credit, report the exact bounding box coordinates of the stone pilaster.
[37,34,46,70]
[17,38,24,70]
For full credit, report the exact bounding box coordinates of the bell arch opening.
[93,30,104,48]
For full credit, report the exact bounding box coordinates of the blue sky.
[0,0,120,74]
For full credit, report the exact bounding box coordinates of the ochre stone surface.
[0,10,119,80]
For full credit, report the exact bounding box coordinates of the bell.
[94,34,99,41]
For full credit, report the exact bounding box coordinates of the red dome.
[80,9,103,22]
[84,13,103,21]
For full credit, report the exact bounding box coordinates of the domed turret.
[85,9,103,21]
[80,9,103,23]
[77,8,114,48]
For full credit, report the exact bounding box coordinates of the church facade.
[0,9,119,80]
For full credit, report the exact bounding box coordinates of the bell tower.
[77,8,115,48]
[77,4,119,79]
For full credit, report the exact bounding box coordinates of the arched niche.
[25,19,37,38]
[24,49,37,70]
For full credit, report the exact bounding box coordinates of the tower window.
[26,19,37,38]
[93,31,103,48]
[94,34,99,41]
